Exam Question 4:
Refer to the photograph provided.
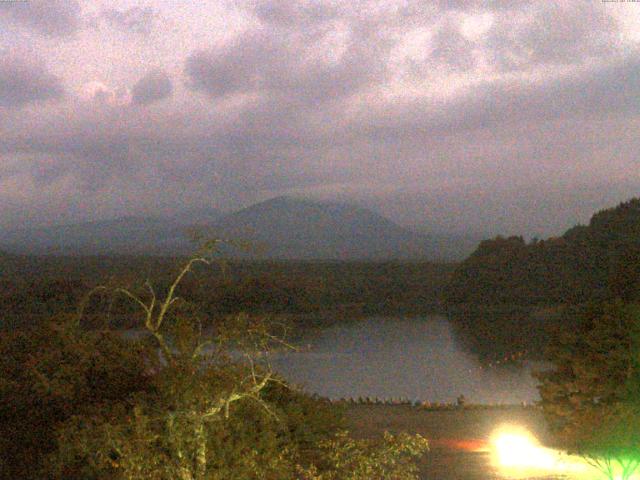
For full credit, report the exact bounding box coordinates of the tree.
[536,301,640,480]
[51,247,297,479]
[40,243,428,479]
[296,431,428,480]
[0,316,154,479]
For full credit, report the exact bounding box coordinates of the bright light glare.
[490,425,588,476]
[492,426,556,469]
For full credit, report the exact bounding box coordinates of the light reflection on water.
[271,315,543,404]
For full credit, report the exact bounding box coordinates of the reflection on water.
[272,316,544,403]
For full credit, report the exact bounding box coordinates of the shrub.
[536,301,640,480]
[0,318,155,479]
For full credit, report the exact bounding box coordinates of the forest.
[0,255,453,331]
[445,198,640,306]
[442,198,640,362]
[5,198,640,366]
[4,198,640,479]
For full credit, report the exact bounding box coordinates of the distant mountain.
[407,228,483,261]
[0,207,222,256]
[445,197,640,305]
[168,207,222,226]
[0,198,469,260]
[203,196,442,260]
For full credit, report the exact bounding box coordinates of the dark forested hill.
[445,198,640,306]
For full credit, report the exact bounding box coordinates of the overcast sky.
[1,0,639,236]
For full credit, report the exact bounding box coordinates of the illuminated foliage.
[1,248,429,479]
[536,301,640,480]
[296,431,428,480]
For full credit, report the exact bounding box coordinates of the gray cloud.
[103,6,156,34]
[394,2,620,75]
[488,3,619,70]
[1,0,639,235]
[360,55,640,141]
[187,0,402,105]
[4,52,639,197]
[0,58,64,108]
[430,18,476,71]
[433,0,533,11]
[185,24,386,105]
[251,0,337,28]
[0,0,81,36]
[185,35,269,98]
[131,69,173,105]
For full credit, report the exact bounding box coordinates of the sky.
[1,0,640,237]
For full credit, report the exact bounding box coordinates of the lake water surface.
[272,316,543,404]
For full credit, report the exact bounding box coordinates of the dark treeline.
[445,198,640,362]
[445,198,640,306]
[0,256,454,331]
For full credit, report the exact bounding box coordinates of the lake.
[272,315,543,404]
[272,317,611,479]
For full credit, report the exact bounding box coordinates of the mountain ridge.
[204,196,439,260]
[0,209,220,256]
[0,197,471,260]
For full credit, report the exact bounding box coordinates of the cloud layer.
[0,57,64,107]
[1,0,639,235]
[0,0,81,36]
[131,69,173,105]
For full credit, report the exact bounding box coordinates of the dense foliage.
[445,198,640,306]
[297,431,428,480]
[536,301,640,480]
[447,304,563,362]
[0,253,428,479]
[0,318,155,479]
[0,257,453,331]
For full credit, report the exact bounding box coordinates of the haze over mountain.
[0,197,473,260]
[0,208,221,256]
[204,196,447,260]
